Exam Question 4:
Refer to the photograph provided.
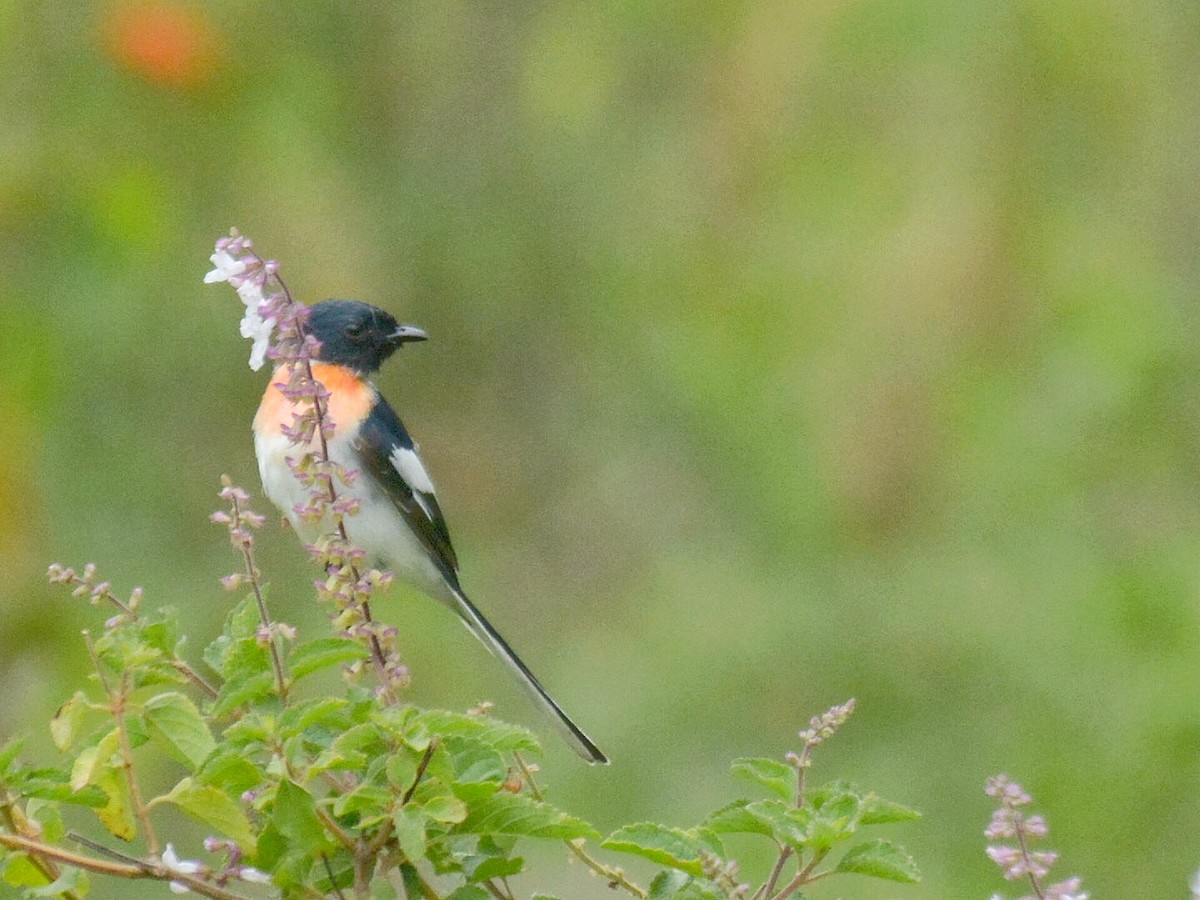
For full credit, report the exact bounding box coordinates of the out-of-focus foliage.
[2,1,1199,896]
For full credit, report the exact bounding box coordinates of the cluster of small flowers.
[46,562,143,628]
[210,479,267,558]
[160,842,270,894]
[984,775,1088,900]
[795,698,856,754]
[700,851,750,898]
[204,229,285,371]
[206,228,406,698]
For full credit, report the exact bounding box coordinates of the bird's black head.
[305,300,427,374]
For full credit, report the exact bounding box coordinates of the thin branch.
[513,753,647,899]
[401,740,438,806]
[273,270,394,693]
[228,485,289,700]
[0,833,253,900]
[0,796,79,900]
[111,671,158,857]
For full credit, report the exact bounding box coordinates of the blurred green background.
[4,1,1200,896]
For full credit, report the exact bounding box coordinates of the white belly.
[254,429,451,601]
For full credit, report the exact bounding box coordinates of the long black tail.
[446,585,608,764]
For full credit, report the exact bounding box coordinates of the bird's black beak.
[389,325,428,346]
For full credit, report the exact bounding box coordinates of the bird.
[252,298,607,764]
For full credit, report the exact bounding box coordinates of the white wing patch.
[390,445,438,518]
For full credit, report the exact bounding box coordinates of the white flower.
[205,232,278,370]
[204,250,247,285]
[238,295,275,370]
[238,866,273,884]
[162,844,203,893]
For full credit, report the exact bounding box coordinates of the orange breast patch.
[254,362,376,441]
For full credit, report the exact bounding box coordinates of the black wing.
[355,394,460,578]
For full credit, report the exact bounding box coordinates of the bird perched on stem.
[253,299,607,764]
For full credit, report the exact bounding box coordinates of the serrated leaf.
[730,757,795,800]
[806,791,861,852]
[703,800,776,837]
[725,799,809,847]
[463,853,524,883]
[835,839,920,883]
[456,791,597,840]
[860,794,921,825]
[289,638,370,680]
[211,670,277,717]
[445,737,505,786]
[94,767,135,841]
[155,778,255,851]
[647,870,727,900]
[408,710,541,754]
[602,823,723,876]
[278,698,350,736]
[144,692,215,769]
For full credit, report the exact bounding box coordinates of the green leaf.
[602,823,723,876]
[455,790,598,841]
[26,864,89,897]
[205,598,263,667]
[289,638,370,680]
[278,698,351,736]
[647,870,727,900]
[94,767,135,841]
[445,888,490,900]
[19,770,107,808]
[144,692,215,769]
[860,794,921,825]
[730,757,795,800]
[0,737,25,774]
[406,710,541,754]
[392,806,427,862]
[272,779,334,851]
[806,791,862,852]
[463,853,524,883]
[835,839,920,883]
[155,778,256,851]
[421,792,469,825]
[195,748,264,796]
[50,692,95,752]
[211,670,277,717]
[331,783,392,825]
[69,729,120,791]
[2,853,49,888]
[445,737,506,786]
[703,800,776,837]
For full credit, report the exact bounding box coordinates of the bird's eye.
[346,322,367,340]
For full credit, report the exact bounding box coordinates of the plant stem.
[230,488,289,700]
[273,270,394,694]
[513,753,648,899]
[0,833,252,900]
[112,671,158,856]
